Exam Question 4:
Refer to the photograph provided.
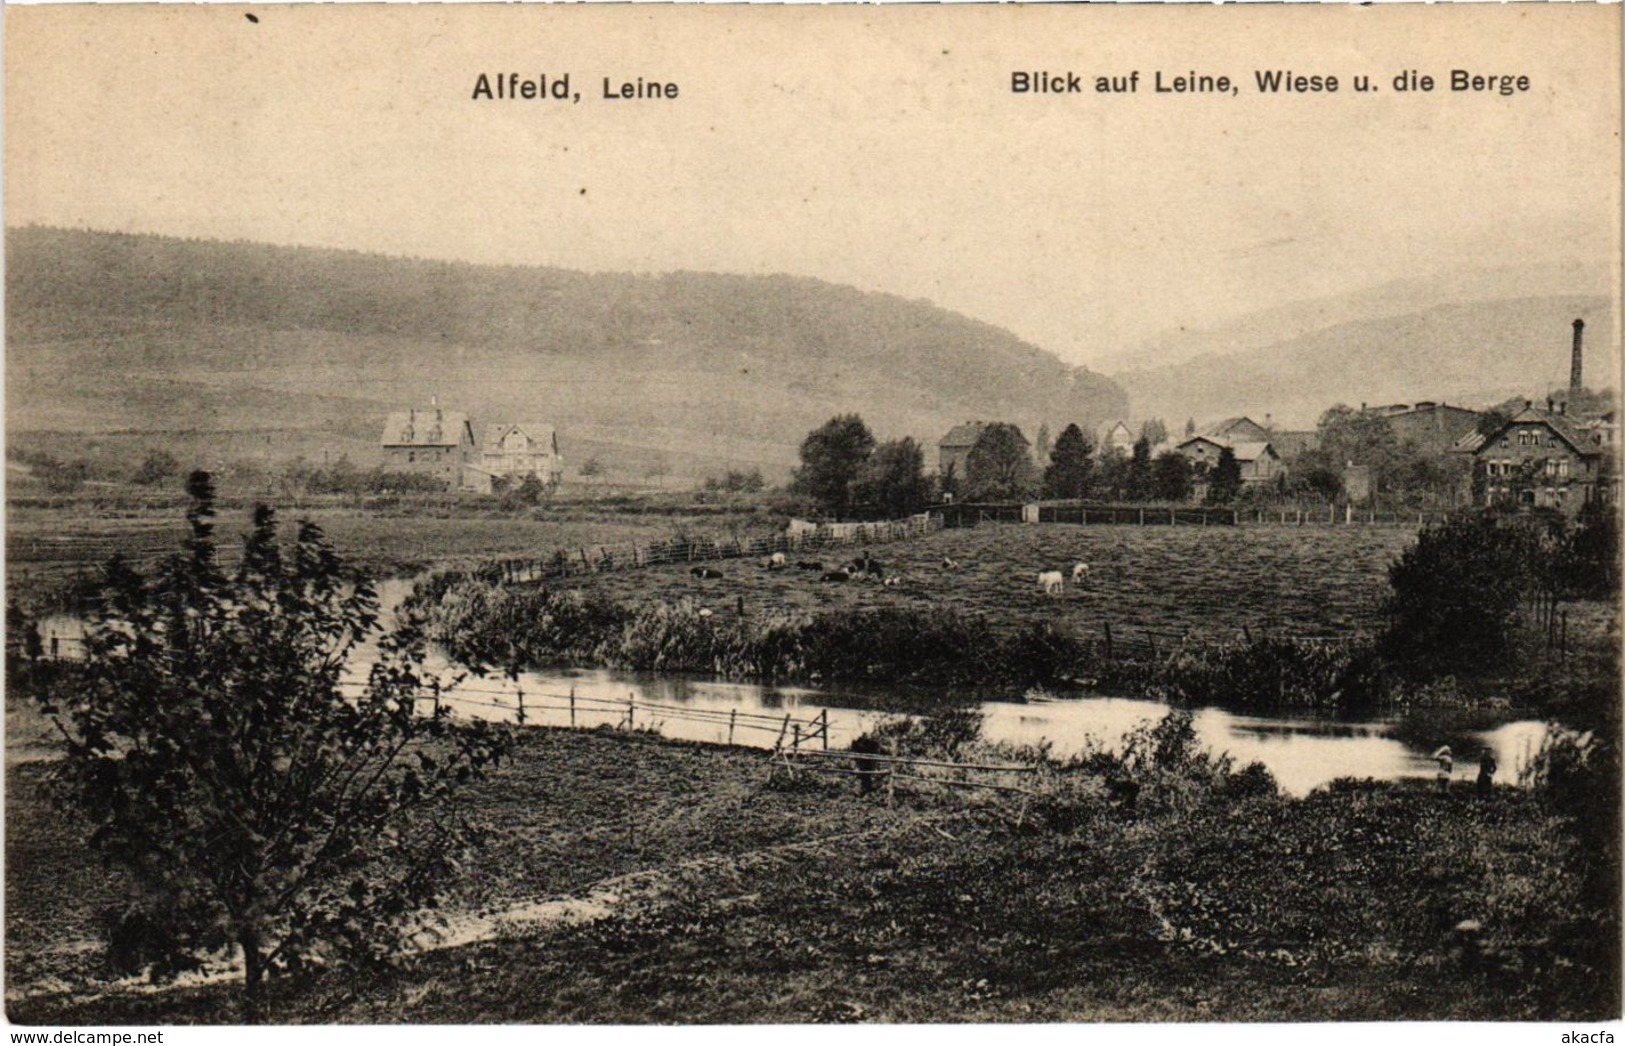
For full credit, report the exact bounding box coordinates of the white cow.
[1071,562,1090,583]
[767,552,787,569]
[1037,570,1064,595]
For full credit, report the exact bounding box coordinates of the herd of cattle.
[687,551,1092,595]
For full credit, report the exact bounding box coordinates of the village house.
[478,423,563,489]
[1201,416,1273,444]
[938,421,989,479]
[1100,420,1136,455]
[379,406,476,489]
[1364,401,1484,455]
[1174,435,1283,487]
[1466,402,1611,514]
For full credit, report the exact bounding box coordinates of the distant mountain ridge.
[1111,293,1617,430]
[5,226,1128,480]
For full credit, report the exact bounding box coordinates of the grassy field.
[4,495,782,605]
[547,523,1421,642]
[7,722,1615,1024]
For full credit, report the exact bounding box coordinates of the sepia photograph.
[2,2,1621,1031]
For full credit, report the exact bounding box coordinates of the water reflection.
[39,590,1550,798]
[431,665,1547,798]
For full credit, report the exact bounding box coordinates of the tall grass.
[410,573,1394,712]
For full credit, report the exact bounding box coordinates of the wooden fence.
[487,514,943,585]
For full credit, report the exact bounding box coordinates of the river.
[35,584,1548,798]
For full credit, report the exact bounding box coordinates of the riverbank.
[8,719,1616,1023]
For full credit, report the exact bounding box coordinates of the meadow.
[538,523,1421,643]
[7,725,1615,1024]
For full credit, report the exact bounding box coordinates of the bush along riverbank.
[409,570,1396,710]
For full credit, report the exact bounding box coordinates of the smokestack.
[1571,318,1585,393]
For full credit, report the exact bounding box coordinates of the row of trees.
[1039,425,1243,505]
[791,415,1250,518]
[790,415,932,519]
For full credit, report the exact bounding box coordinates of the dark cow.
[690,566,723,579]
[820,569,851,583]
[796,560,824,571]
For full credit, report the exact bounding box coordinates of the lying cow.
[690,566,723,580]
[1037,569,1064,595]
[796,560,824,571]
[820,569,851,583]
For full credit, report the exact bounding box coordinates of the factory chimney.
[1570,318,1585,393]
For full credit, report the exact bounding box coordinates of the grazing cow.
[796,560,824,571]
[1037,570,1064,595]
[941,556,959,570]
[766,552,787,569]
[849,554,885,578]
[1071,562,1090,584]
[820,569,851,583]
[698,607,714,619]
[691,566,723,580]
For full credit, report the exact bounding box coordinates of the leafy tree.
[1378,511,1540,674]
[791,414,875,518]
[1205,446,1242,504]
[131,449,182,487]
[853,438,929,518]
[964,423,1035,501]
[1042,423,1095,500]
[1125,437,1154,501]
[1184,417,1197,437]
[1034,423,1052,468]
[37,473,511,1020]
[1476,407,1515,438]
[1150,450,1193,502]
[1096,446,1131,500]
[1139,418,1168,447]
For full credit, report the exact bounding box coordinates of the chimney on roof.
[1547,396,1555,414]
[1264,413,1273,430]
[1571,319,1585,393]
[1360,402,1366,412]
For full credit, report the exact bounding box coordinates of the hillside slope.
[5,226,1126,479]
[1112,296,1616,429]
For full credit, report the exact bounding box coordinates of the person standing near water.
[1433,746,1454,793]
[1477,749,1498,797]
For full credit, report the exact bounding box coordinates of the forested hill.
[6,226,1126,478]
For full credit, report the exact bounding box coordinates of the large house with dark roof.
[1464,404,1611,514]
[380,406,477,487]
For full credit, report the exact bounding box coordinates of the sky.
[5,4,1620,369]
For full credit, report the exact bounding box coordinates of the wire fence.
[484,513,942,584]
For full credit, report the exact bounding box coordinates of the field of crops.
[550,523,1422,643]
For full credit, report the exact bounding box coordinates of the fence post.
[820,709,829,750]
[50,635,59,660]
[1561,610,1569,658]
[569,685,577,728]
[628,693,636,731]
[1103,622,1113,661]
[728,708,737,746]
[432,677,442,716]
[516,683,527,726]
[792,723,802,752]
